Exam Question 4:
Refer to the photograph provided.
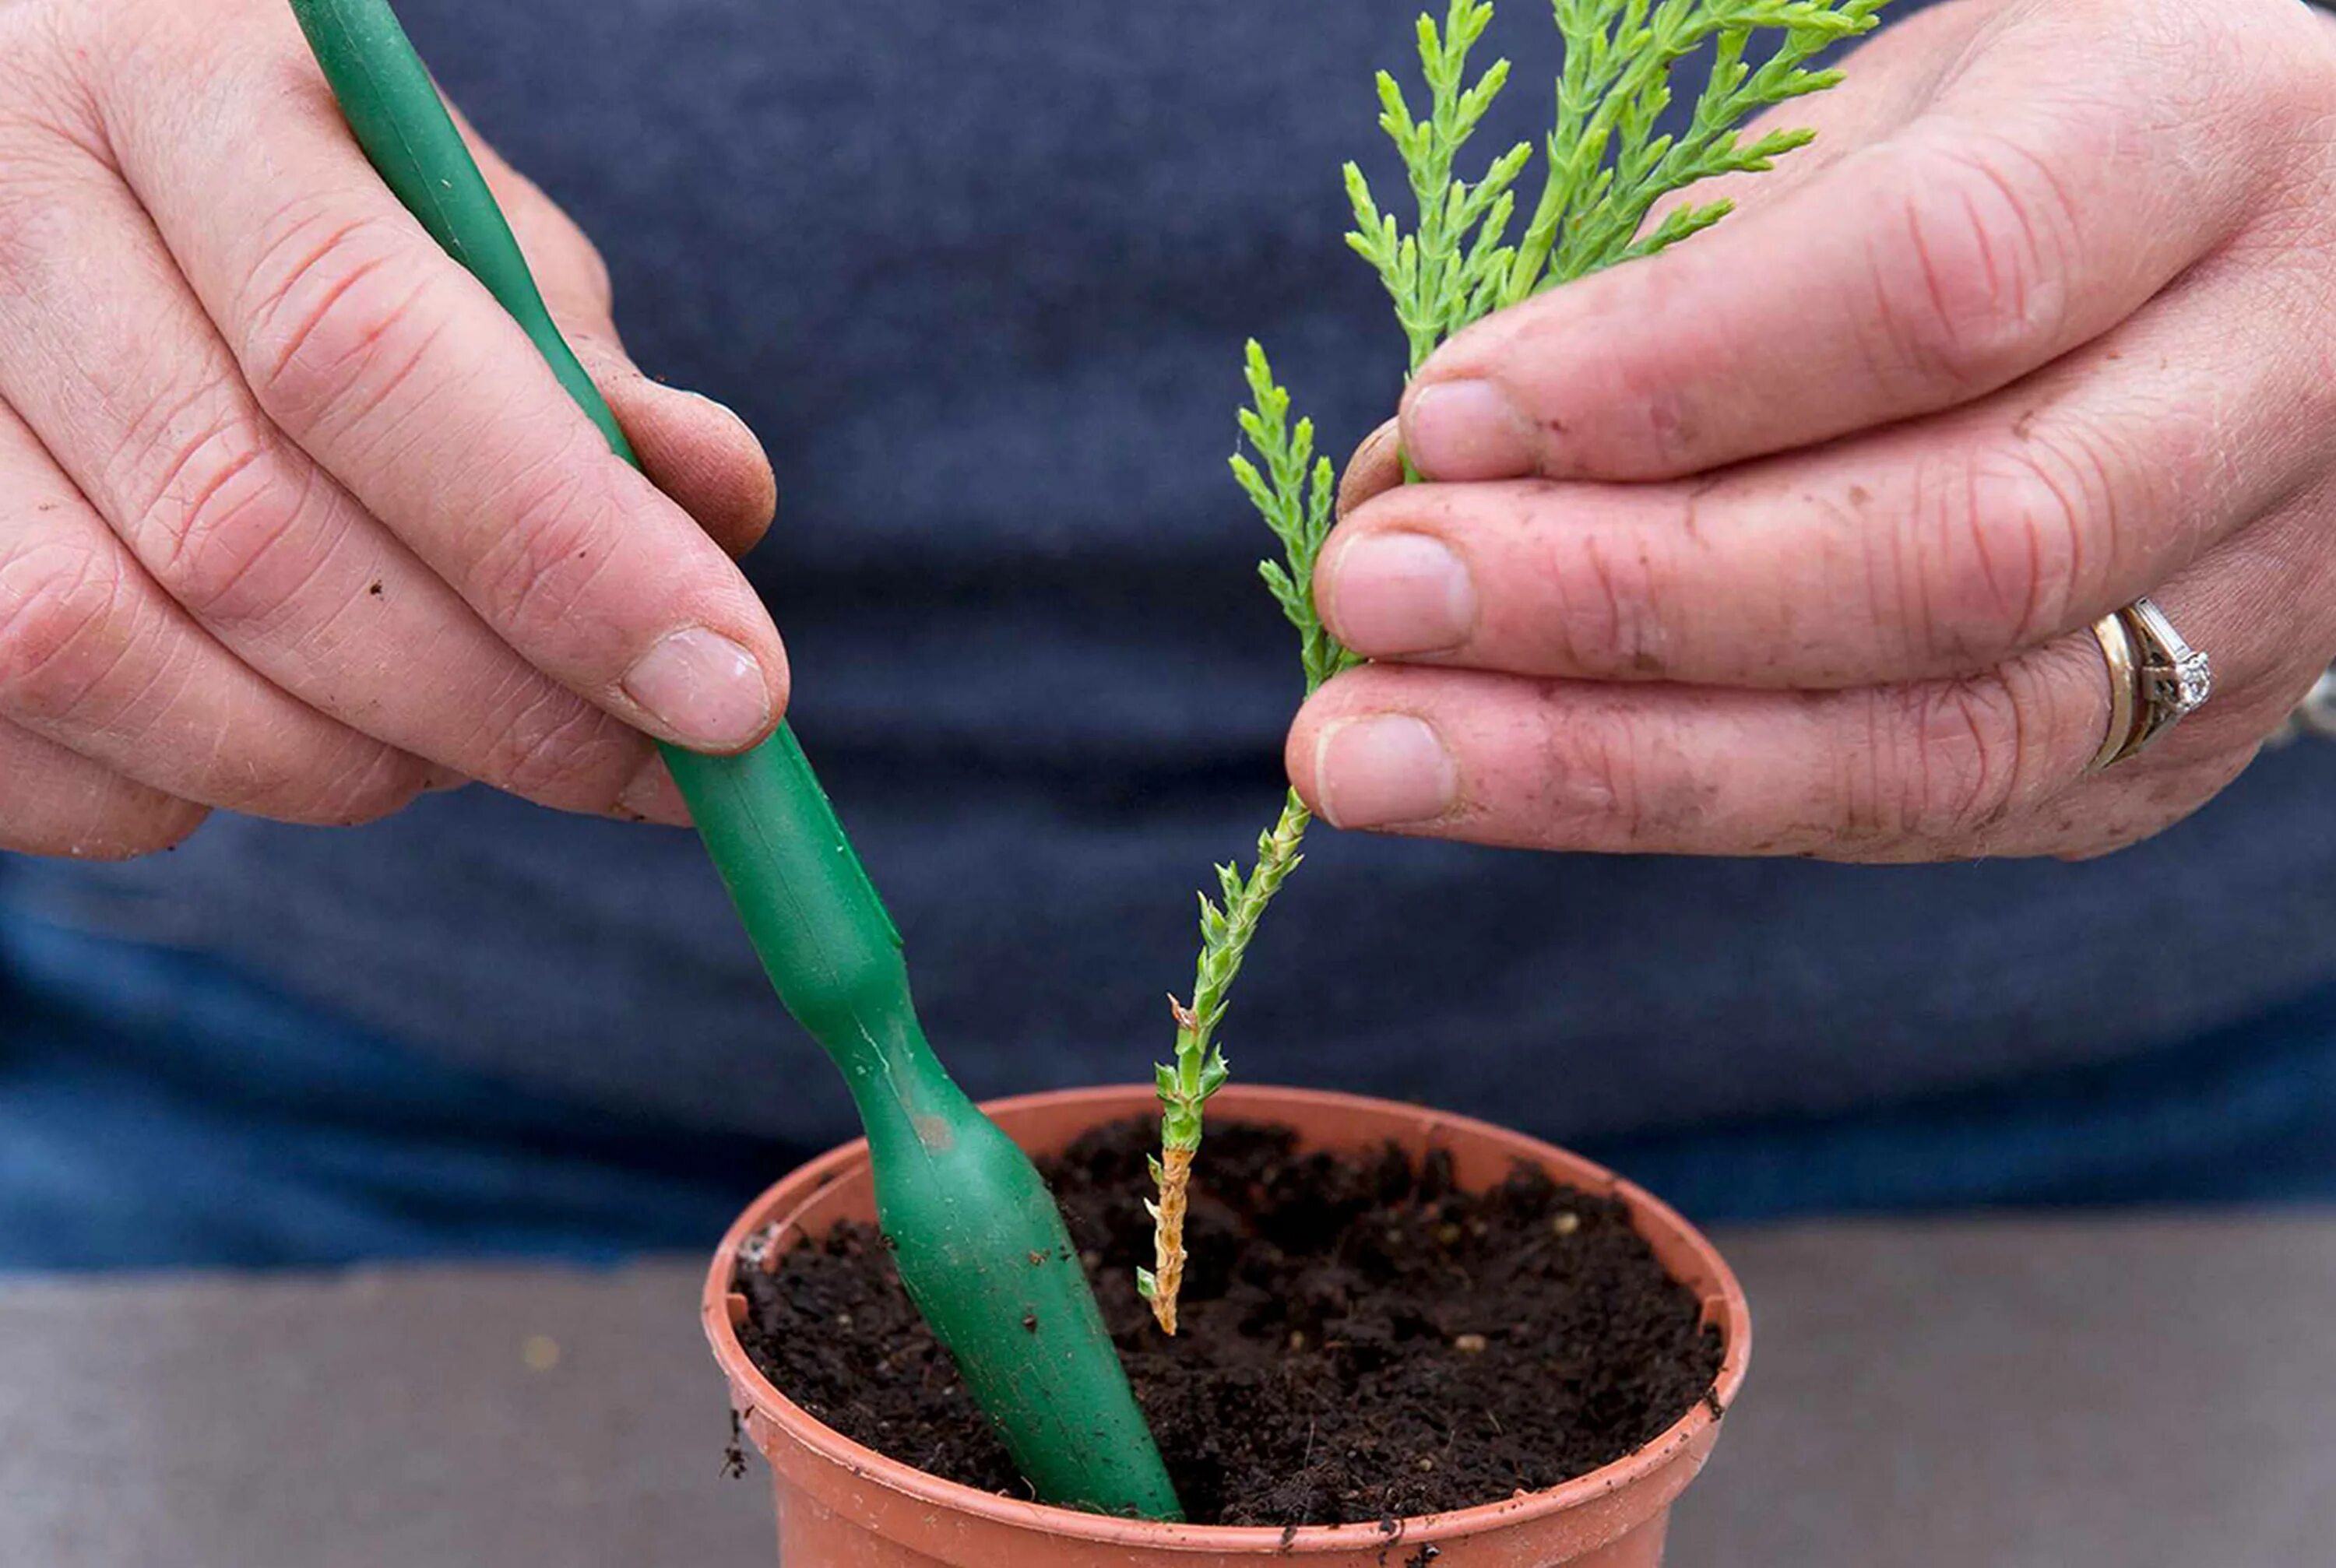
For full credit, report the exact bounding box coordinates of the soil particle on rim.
[721,1408,748,1481]
[734,1117,1722,1529]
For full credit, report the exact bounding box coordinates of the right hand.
[0,0,787,859]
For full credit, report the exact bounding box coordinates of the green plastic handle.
[285,0,1178,1519]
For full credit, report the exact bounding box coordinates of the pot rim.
[702,1082,1750,1553]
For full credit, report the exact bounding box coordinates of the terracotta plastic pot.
[703,1084,1750,1566]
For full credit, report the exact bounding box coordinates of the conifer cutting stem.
[1143,0,1885,1335]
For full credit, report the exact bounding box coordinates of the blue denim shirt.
[6,0,2335,1265]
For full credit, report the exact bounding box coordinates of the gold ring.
[2090,596,2215,772]
[2116,596,2215,761]
[2089,610,2140,772]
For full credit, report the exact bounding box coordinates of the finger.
[572,335,781,561]
[0,124,683,824]
[0,719,209,860]
[1328,1,1958,550]
[99,15,786,755]
[1287,554,2279,862]
[1397,3,2297,483]
[1634,0,1996,227]
[0,402,426,824]
[1336,420,1404,520]
[1321,284,2326,690]
[449,104,777,558]
[1331,2,1962,531]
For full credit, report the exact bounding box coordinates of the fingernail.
[616,753,691,824]
[1314,715,1457,828]
[1327,533,1476,655]
[1336,420,1402,519]
[1405,380,1536,480]
[622,628,774,752]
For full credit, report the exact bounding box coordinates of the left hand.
[1287,0,2336,862]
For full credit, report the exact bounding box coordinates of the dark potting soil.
[733,1118,1723,1529]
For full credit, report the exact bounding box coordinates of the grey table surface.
[2,1215,2332,1568]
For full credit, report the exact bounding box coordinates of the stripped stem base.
[1145,1143,1195,1335]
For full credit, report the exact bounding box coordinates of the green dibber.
[284,0,1177,1519]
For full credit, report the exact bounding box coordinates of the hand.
[0,0,783,858]
[1289,0,2336,863]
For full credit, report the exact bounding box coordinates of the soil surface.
[734,1118,1723,1528]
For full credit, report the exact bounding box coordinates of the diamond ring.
[2089,596,2212,772]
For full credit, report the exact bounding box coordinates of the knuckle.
[1528,687,1655,846]
[1603,354,1708,474]
[128,410,334,633]
[1541,515,1673,677]
[478,681,635,803]
[1851,675,2034,846]
[1899,438,2089,667]
[0,539,132,722]
[237,206,444,434]
[1866,135,2075,395]
[280,739,427,828]
[188,721,425,828]
[216,725,424,828]
[470,438,624,649]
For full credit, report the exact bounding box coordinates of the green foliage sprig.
[1239,343,1363,701]
[1347,0,1887,371]
[1138,344,1353,1328]
[1144,0,1884,1333]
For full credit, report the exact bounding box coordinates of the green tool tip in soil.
[284,0,1177,1521]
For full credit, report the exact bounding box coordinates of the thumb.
[1336,420,1404,519]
